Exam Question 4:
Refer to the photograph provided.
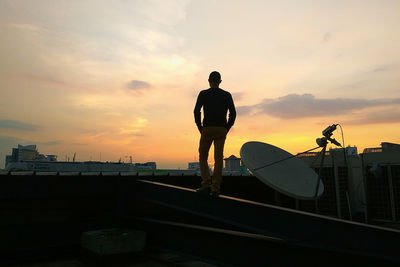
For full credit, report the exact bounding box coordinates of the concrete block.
[138,172,153,176]
[81,228,146,255]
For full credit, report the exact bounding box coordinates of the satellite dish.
[240,141,324,200]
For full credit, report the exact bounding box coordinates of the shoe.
[195,187,211,195]
[209,191,220,198]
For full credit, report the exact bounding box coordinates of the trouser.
[198,126,227,192]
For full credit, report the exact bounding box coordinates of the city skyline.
[1,1,400,169]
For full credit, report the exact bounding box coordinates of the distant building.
[7,161,135,172]
[330,146,358,156]
[5,144,57,168]
[297,148,359,220]
[345,146,358,155]
[11,148,18,162]
[46,155,57,161]
[134,162,157,170]
[224,155,241,172]
[5,144,134,172]
[381,142,400,152]
[188,162,200,171]
[146,162,157,169]
[17,144,38,161]
[5,155,12,168]
[361,142,400,224]
[363,142,400,153]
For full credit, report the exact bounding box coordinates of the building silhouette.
[224,155,241,172]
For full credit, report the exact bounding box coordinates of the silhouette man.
[194,71,236,197]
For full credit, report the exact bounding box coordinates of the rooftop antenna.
[241,142,323,199]
[129,156,133,164]
[240,124,342,200]
[73,152,76,162]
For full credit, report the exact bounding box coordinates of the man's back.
[194,87,236,130]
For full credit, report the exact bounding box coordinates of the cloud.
[37,140,62,146]
[0,135,61,148]
[371,64,396,73]
[344,109,400,125]
[70,142,87,146]
[22,74,71,87]
[0,136,22,150]
[322,32,331,42]
[0,0,195,90]
[232,92,244,101]
[129,133,145,137]
[119,118,148,136]
[237,94,400,119]
[236,105,254,115]
[0,120,38,131]
[127,80,152,92]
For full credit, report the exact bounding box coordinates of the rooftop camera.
[322,124,338,138]
[316,124,341,147]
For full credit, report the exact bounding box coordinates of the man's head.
[208,71,221,88]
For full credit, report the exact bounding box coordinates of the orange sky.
[1,1,400,168]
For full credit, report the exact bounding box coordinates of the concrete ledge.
[138,172,154,177]
[120,171,138,176]
[183,171,197,176]
[154,172,169,176]
[101,172,120,176]
[59,172,80,176]
[10,171,35,176]
[35,171,58,176]
[81,172,101,176]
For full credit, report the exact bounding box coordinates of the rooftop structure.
[188,161,200,171]
[360,142,400,224]
[5,144,57,168]
[363,142,400,153]
[331,146,358,155]
[134,162,157,171]
[4,145,135,172]
[224,154,241,172]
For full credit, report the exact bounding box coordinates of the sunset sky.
[1,0,399,169]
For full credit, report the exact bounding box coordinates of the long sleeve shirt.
[194,87,236,132]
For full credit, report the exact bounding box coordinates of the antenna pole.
[314,143,327,213]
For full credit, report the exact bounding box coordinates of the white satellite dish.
[240,141,324,200]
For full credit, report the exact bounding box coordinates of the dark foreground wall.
[1,173,399,266]
[0,172,362,254]
[0,174,123,253]
[0,173,261,253]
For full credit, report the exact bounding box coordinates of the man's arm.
[227,93,236,132]
[194,92,203,133]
